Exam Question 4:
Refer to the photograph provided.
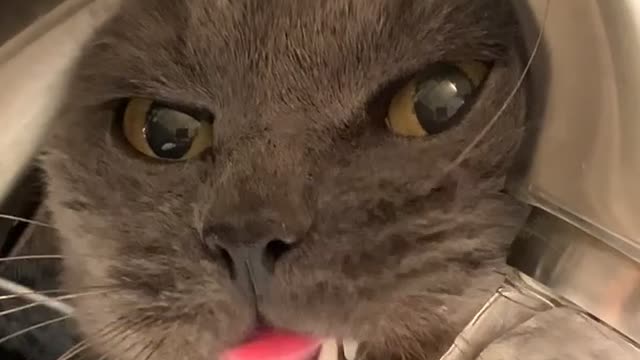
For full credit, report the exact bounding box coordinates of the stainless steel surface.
[438,272,558,360]
[507,209,640,347]
[510,0,640,261]
[0,0,120,201]
[506,0,640,349]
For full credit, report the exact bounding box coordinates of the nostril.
[216,245,236,279]
[263,239,293,272]
[266,239,293,260]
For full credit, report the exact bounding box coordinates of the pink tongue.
[221,330,321,360]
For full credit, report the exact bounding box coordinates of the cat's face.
[43,0,528,359]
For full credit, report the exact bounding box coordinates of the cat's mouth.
[222,329,321,360]
[221,328,357,360]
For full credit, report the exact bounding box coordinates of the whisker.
[0,214,54,228]
[0,288,65,300]
[142,336,167,360]
[95,316,158,360]
[57,317,131,360]
[98,332,141,360]
[57,339,92,360]
[0,255,65,263]
[0,314,72,345]
[441,0,550,176]
[125,337,157,360]
[0,253,109,263]
[0,284,116,301]
[0,289,111,317]
[0,277,74,315]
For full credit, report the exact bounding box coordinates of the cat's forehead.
[80,0,514,111]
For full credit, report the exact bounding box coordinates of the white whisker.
[57,339,91,360]
[98,318,155,360]
[94,317,157,360]
[0,255,65,263]
[0,254,107,263]
[0,277,74,315]
[0,288,111,317]
[0,213,54,228]
[0,288,66,301]
[0,314,72,345]
[57,317,132,360]
[442,0,549,177]
[119,337,156,360]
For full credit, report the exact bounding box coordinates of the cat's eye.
[122,98,214,160]
[386,61,490,137]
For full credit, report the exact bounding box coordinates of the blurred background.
[0,1,64,45]
[0,2,65,359]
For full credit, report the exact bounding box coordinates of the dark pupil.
[413,64,474,134]
[144,107,201,159]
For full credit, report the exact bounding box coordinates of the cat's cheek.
[67,285,252,360]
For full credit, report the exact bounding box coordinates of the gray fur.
[43,0,530,359]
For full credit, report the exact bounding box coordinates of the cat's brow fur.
[42,0,530,359]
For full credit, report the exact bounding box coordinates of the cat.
[1,0,633,359]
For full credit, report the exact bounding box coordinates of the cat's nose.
[204,225,295,303]
[217,238,293,304]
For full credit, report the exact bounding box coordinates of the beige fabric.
[0,0,120,201]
